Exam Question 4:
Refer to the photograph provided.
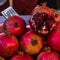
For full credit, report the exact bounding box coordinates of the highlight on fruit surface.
[0,33,19,57]
[32,2,54,16]
[51,9,60,22]
[3,16,26,36]
[37,50,60,60]
[48,29,60,52]
[20,31,43,55]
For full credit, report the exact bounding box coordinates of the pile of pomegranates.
[0,4,60,60]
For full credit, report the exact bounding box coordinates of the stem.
[31,39,38,46]
[14,22,18,27]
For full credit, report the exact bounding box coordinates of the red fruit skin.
[0,33,19,57]
[10,54,33,60]
[48,30,60,52]
[37,51,60,60]
[0,23,3,29]
[0,23,4,33]
[32,5,54,16]
[4,16,26,36]
[20,31,43,55]
[55,22,60,29]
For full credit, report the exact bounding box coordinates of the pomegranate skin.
[48,30,60,52]
[0,33,19,57]
[10,54,33,60]
[37,51,60,60]
[20,31,43,55]
[3,16,26,36]
[32,4,54,16]
[0,23,4,33]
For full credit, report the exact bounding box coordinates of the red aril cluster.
[10,54,33,60]
[0,33,19,57]
[29,12,55,35]
[20,31,43,55]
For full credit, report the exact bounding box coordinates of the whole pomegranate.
[0,33,19,57]
[48,29,60,52]
[10,54,33,60]
[3,16,26,36]
[29,12,55,35]
[37,51,60,60]
[20,31,43,55]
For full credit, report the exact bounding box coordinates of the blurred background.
[0,0,60,15]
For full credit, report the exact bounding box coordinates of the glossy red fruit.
[0,33,19,57]
[48,30,60,52]
[0,23,4,33]
[20,31,43,55]
[37,51,60,60]
[55,22,60,29]
[10,54,33,60]
[3,16,26,36]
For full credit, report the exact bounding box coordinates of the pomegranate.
[20,31,43,55]
[29,12,55,35]
[48,29,60,52]
[0,33,19,57]
[0,23,4,33]
[10,54,33,60]
[37,51,60,60]
[3,16,26,36]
